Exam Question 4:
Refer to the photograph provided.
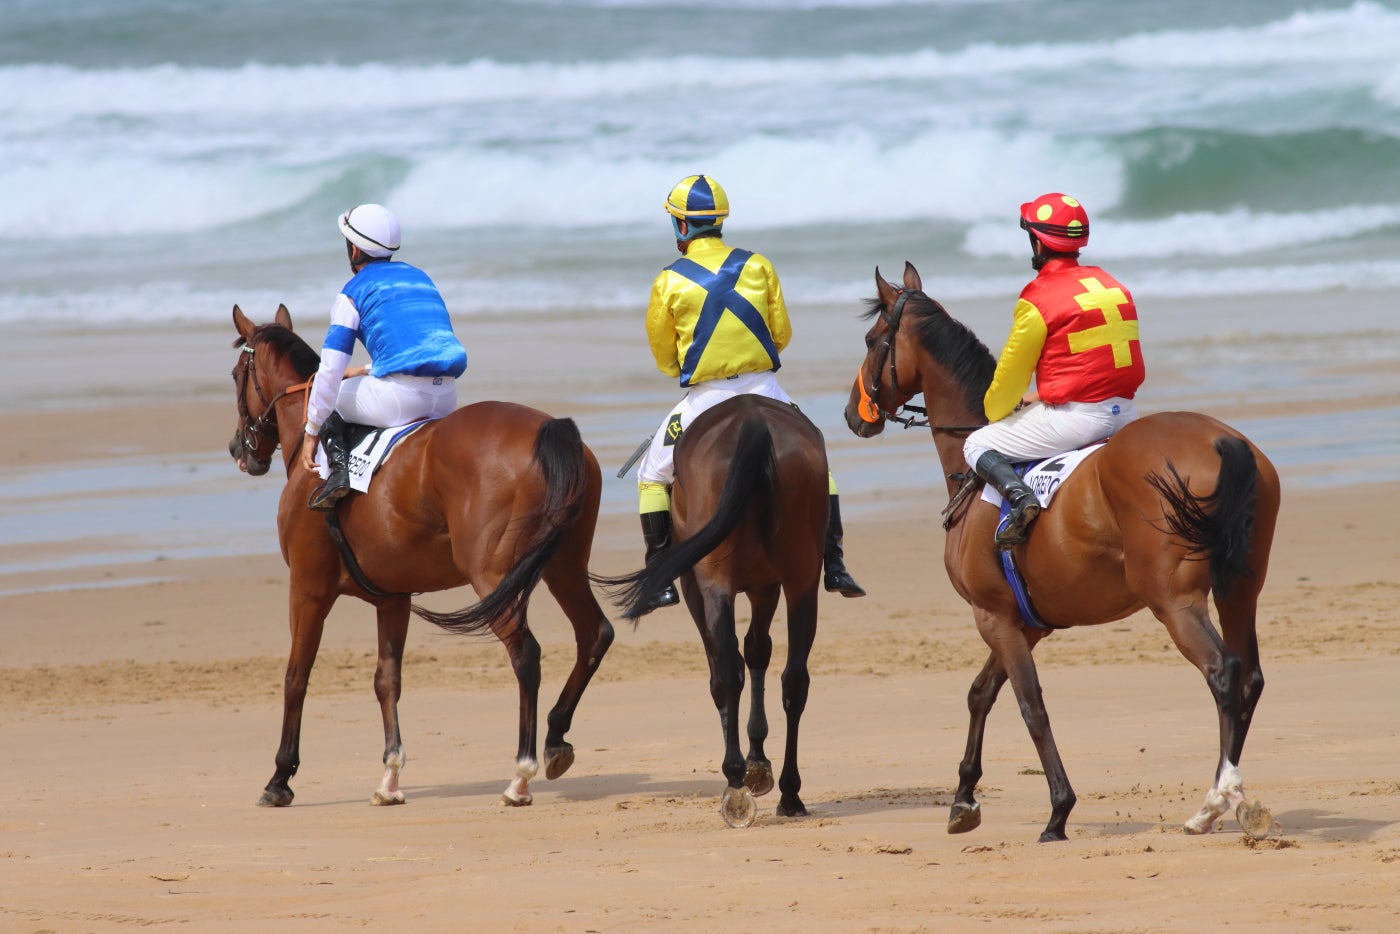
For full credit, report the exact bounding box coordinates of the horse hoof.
[947,802,981,834]
[257,787,294,808]
[744,759,774,797]
[371,790,406,806]
[720,787,758,828]
[776,794,807,818]
[1038,829,1068,843]
[1237,800,1276,840]
[544,744,575,781]
[500,790,533,807]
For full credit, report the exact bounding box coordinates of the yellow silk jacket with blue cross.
[645,237,792,387]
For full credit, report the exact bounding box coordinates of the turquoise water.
[3,0,1398,586]
[4,0,1400,324]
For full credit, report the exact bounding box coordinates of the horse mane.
[233,323,320,379]
[863,291,997,416]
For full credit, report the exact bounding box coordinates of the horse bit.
[235,342,308,455]
[864,286,984,529]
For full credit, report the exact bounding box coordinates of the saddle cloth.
[979,441,1107,510]
[316,419,432,493]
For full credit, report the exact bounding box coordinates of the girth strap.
[324,510,407,598]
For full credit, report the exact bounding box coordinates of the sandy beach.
[2,298,1399,933]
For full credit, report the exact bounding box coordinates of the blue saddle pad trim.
[995,466,1059,631]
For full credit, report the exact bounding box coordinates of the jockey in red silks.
[964,193,1145,550]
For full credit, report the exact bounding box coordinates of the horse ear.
[902,262,922,292]
[275,303,293,330]
[875,266,899,306]
[232,304,256,342]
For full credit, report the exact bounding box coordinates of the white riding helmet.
[338,204,401,258]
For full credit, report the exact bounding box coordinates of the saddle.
[982,442,1107,630]
[314,419,432,494]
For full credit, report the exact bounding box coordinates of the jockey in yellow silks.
[631,174,864,614]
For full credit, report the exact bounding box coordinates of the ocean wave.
[964,204,1400,260]
[6,3,1398,118]
[393,128,1123,231]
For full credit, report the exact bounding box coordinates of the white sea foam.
[5,4,1397,120]
[394,128,1124,231]
[964,205,1400,260]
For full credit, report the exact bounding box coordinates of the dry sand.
[2,310,1398,933]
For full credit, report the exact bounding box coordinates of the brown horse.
[604,395,826,827]
[228,304,614,809]
[843,264,1281,842]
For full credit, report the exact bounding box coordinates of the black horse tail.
[1146,435,1259,599]
[606,415,778,621]
[413,417,588,635]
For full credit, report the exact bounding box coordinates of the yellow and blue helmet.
[664,175,729,241]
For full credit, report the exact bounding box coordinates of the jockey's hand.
[344,365,369,379]
[299,432,320,474]
[1017,390,1040,410]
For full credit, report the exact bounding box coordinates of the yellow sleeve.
[644,272,681,378]
[982,298,1048,421]
[764,259,792,353]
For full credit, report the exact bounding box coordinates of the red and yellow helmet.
[1019,193,1089,252]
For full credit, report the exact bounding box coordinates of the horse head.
[228,303,296,476]
[844,262,928,438]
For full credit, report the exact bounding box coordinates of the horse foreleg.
[775,585,817,819]
[949,650,1009,835]
[370,597,411,806]
[982,616,1075,842]
[497,615,542,807]
[259,586,334,807]
[541,563,616,780]
[740,585,780,798]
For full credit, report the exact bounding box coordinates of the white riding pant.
[637,371,793,486]
[963,397,1137,466]
[336,373,458,429]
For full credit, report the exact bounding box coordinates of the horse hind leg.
[540,546,616,781]
[696,592,753,827]
[371,598,412,806]
[493,612,543,807]
[740,585,781,799]
[774,585,818,819]
[1152,598,1254,835]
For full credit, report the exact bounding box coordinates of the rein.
[861,288,983,435]
[237,343,311,455]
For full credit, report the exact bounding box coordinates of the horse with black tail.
[843,263,1281,842]
[603,394,827,827]
[228,304,614,810]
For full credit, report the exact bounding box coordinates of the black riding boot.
[824,494,867,598]
[974,451,1040,550]
[638,510,680,613]
[307,412,352,511]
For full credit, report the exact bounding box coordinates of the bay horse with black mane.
[844,264,1280,842]
[228,304,614,809]
[604,394,826,827]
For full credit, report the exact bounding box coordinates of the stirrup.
[994,499,1040,550]
[638,583,679,615]
[307,479,349,511]
[824,568,867,598]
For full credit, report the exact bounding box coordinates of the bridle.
[860,287,982,435]
[234,339,310,458]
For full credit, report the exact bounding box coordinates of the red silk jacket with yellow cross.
[982,257,1145,422]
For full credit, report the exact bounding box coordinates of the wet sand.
[2,297,1399,931]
